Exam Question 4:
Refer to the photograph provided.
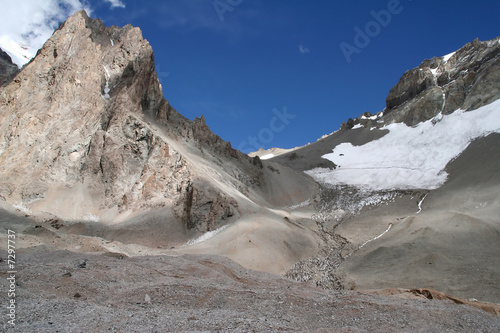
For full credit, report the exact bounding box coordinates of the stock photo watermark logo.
[237,106,296,153]
[213,0,243,22]
[340,0,412,64]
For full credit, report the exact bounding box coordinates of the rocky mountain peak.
[0,10,314,235]
[384,36,500,125]
[0,10,161,208]
[332,36,500,132]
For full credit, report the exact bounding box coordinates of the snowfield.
[260,153,275,160]
[184,224,229,246]
[306,99,500,191]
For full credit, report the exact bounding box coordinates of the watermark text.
[340,0,412,64]
[213,0,243,22]
[238,106,296,152]
[6,230,16,327]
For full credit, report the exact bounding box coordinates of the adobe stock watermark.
[340,0,412,64]
[237,106,296,153]
[213,0,243,22]
[5,230,16,328]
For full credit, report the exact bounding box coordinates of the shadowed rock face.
[385,37,500,125]
[0,10,315,233]
[0,48,19,86]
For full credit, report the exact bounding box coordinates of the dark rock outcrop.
[0,48,19,86]
[384,37,500,125]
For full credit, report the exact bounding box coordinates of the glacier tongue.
[306,99,500,191]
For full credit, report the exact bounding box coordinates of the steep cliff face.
[0,10,316,233]
[0,11,174,217]
[384,37,500,125]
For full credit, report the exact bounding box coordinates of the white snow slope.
[306,99,500,191]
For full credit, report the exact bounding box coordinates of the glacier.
[306,98,500,191]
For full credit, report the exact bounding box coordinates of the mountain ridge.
[251,36,500,167]
[0,10,499,330]
[0,10,318,254]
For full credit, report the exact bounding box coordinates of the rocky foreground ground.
[1,249,499,332]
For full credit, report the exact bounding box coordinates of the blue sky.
[1,1,499,152]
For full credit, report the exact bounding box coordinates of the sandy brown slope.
[2,193,498,331]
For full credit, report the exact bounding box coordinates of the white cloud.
[104,0,126,9]
[299,44,310,54]
[0,0,91,67]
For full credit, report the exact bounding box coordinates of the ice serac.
[385,37,500,125]
[0,10,316,239]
